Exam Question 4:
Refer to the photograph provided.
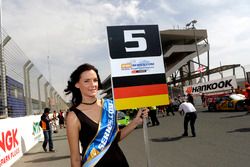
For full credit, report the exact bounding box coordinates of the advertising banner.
[183,76,237,95]
[107,25,169,110]
[0,119,22,167]
[0,116,43,167]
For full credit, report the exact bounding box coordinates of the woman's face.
[75,69,99,98]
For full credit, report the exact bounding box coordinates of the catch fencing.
[0,28,68,118]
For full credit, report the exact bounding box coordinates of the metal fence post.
[37,75,43,113]
[59,96,62,111]
[56,94,60,112]
[27,63,33,115]
[54,93,58,112]
[44,82,49,107]
[23,60,31,115]
[50,86,53,110]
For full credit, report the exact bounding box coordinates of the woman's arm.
[66,112,81,167]
[119,108,148,141]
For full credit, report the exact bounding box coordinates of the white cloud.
[190,0,226,6]
[158,0,179,15]
[201,8,250,68]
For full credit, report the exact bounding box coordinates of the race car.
[208,94,246,112]
[117,111,130,128]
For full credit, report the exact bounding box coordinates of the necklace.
[81,99,97,105]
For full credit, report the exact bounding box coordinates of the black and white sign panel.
[107,25,161,59]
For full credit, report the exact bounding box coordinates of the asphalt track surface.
[13,108,250,167]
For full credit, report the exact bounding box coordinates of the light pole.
[186,20,203,83]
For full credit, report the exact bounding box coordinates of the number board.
[107,25,161,59]
[107,25,169,110]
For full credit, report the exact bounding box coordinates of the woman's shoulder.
[67,110,77,119]
[66,107,81,119]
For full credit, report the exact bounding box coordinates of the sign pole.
[143,117,151,167]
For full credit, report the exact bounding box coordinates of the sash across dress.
[72,99,129,167]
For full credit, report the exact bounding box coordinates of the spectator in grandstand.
[40,108,55,152]
[178,98,197,137]
[65,63,148,167]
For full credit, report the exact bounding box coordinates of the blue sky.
[2,0,250,97]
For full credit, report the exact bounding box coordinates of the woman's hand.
[133,108,149,126]
[119,107,149,141]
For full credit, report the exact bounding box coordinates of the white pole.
[143,117,151,167]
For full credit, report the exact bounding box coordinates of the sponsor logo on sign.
[0,128,21,166]
[183,76,237,95]
[121,63,132,70]
[186,87,192,94]
[0,129,19,153]
[191,79,232,93]
[120,60,154,74]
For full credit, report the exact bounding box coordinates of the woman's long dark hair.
[64,63,102,107]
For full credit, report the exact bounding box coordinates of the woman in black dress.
[65,63,148,167]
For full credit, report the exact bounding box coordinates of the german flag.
[112,73,169,110]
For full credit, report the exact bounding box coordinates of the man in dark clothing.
[166,103,175,116]
[149,106,160,126]
[41,108,55,152]
[187,93,194,105]
[201,93,206,107]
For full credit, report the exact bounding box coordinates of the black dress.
[71,108,129,167]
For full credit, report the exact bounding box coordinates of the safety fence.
[0,28,68,118]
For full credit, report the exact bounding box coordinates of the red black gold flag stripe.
[115,94,169,110]
[114,84,168,99]
[112,74,169,110]
[112,73,166,87]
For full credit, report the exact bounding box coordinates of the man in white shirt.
[178,99,197,137]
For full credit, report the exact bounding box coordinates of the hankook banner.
[183,76,237,95]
